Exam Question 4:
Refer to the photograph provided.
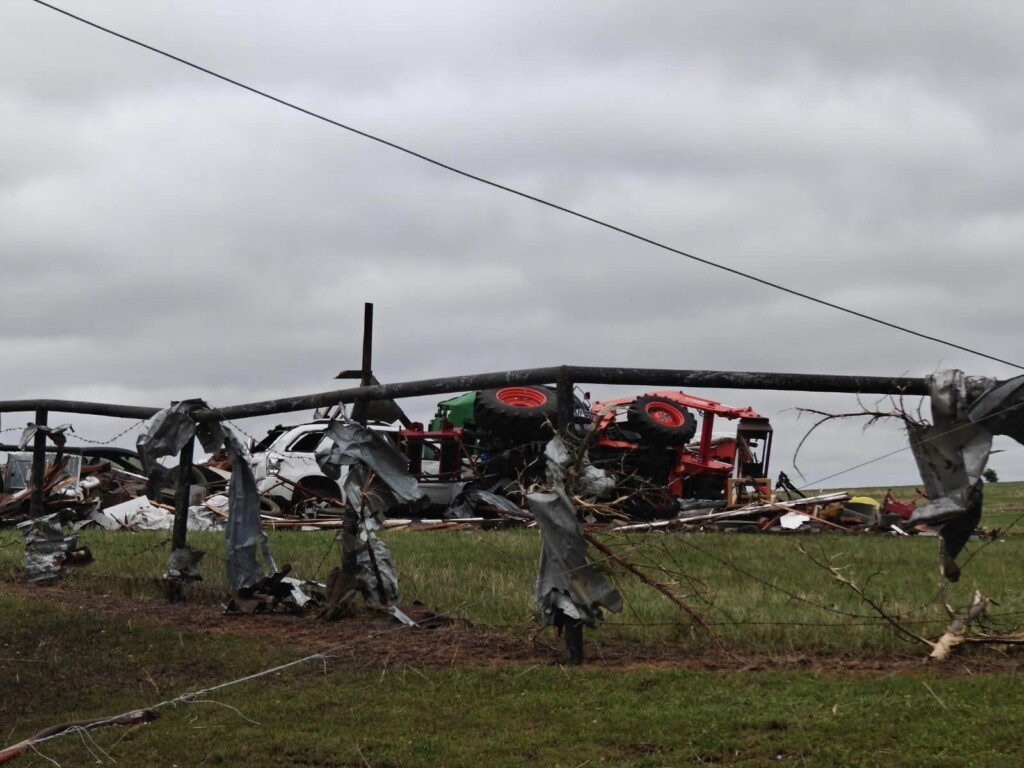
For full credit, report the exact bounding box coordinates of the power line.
[28,0,1024,371]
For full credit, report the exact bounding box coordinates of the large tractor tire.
[626,395,698,446]
[474,385,559,439]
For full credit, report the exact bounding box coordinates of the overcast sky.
[2,1,1022,487]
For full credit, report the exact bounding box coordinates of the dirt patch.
[3,581,1022,675]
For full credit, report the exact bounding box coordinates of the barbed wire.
[67,421,146,446]
[225,420,258,442]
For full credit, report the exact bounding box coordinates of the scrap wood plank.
[757,499,852,533]
[610,493,852,533]
[203,500,229,518]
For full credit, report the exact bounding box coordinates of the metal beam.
[0,399,158,419]
[0,365,936,423]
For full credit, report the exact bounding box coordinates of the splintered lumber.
[610,493,851,533]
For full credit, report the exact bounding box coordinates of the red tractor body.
[591,390,773,500]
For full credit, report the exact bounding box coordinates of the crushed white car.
[249,419,470,512]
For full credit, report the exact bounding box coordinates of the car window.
[253,426,289,453]
[287,430,326,453]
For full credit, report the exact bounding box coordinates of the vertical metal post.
[171,437,195,552]
[556,366,573,435]
[554,367,585,663]
[168,436,195,602]
[29,408,48,518]
[352,302,374,425]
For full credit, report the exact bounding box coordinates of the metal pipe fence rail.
[0,364,936,573]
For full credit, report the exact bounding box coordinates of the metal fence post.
[554,367,585,663]
[168,436,195,602]
[556,366,574,435]
[29,408,48,518]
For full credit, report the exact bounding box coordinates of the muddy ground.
[4,581,1021,676]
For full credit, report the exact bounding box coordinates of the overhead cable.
[29,0,1024,370]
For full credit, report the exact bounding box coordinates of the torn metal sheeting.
[355,538,398,606]
[139,402,275,591]
[315,419,427,507]
[136,399,223,474]
[313,419,421,606]
[530,438,622,627]
[224,566,320,614]
[19,514,90,584]
[18,423,72,451]
[531,492,623,626]
[444,488,533,521]
[543,435,614,501]
[899,369,1024,580]
[223,431,277,590]
[908,371,992,527]
[968,373,1024,442]
[164,547,204,582]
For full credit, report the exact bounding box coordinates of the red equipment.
[591,390,773,499]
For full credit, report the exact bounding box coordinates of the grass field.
[3,482,1024,766]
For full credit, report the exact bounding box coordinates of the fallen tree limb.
[800,545,1002,662]
[584,531,711,632]
[930,591,990,661]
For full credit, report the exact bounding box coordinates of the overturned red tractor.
[465,385,772,505]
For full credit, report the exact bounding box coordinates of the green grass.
[4,484,1024,766]
[3,482,1024,656]
[4,590,1024,767]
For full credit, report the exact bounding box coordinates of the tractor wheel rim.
[645,401,684,427]
[495,387,549,408]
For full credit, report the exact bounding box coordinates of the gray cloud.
[2,0,1022,487]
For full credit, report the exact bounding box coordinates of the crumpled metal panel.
[528,436,622,628]
[18,423,72,451]
[444,488,532,520]
[138,402,273,590]
[908,371,993,526]
[906,371,994,580]
[224,431,277,589]
[968,374,1024,444]
[543,435,615,500]
[19,514,78,585]
[529,491,623,626]
[342,464,400,531]
[136,399,225,474]
[164,547,204,581]
[314,419,419,604]
[315,419,426,506]
[355,539,398,606]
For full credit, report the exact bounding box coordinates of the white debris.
[779,511,811,530]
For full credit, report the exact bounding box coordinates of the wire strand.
[28,0,1024,371]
